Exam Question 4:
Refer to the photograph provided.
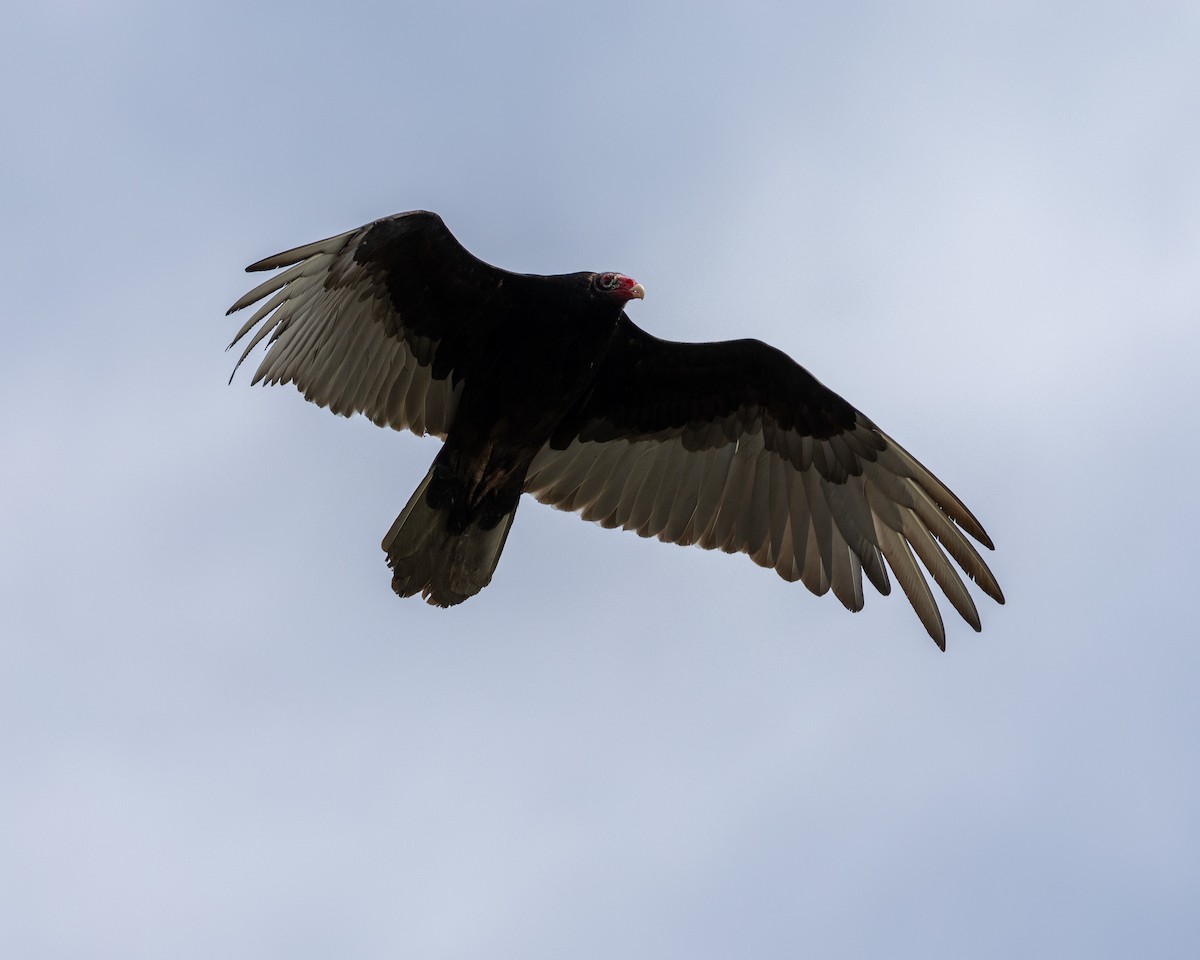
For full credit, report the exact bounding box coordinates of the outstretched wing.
[227,211,516,438]
[525,316,1004,647]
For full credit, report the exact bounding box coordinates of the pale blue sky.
[3,2,1198,958]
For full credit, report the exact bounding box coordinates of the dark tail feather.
[382,466,518,607]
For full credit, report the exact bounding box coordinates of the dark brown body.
[426,274,626,534]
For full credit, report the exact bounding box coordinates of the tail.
[382,464,519,607]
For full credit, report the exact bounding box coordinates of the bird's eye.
[597,272,618,290]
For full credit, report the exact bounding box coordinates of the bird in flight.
[228,211,1003,648]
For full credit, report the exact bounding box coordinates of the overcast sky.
[3,2,1198,958]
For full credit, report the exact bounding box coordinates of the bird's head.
[592,272,645,304]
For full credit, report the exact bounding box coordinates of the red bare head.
[593,272,645,303]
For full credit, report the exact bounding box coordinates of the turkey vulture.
[227,211,1003,647]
